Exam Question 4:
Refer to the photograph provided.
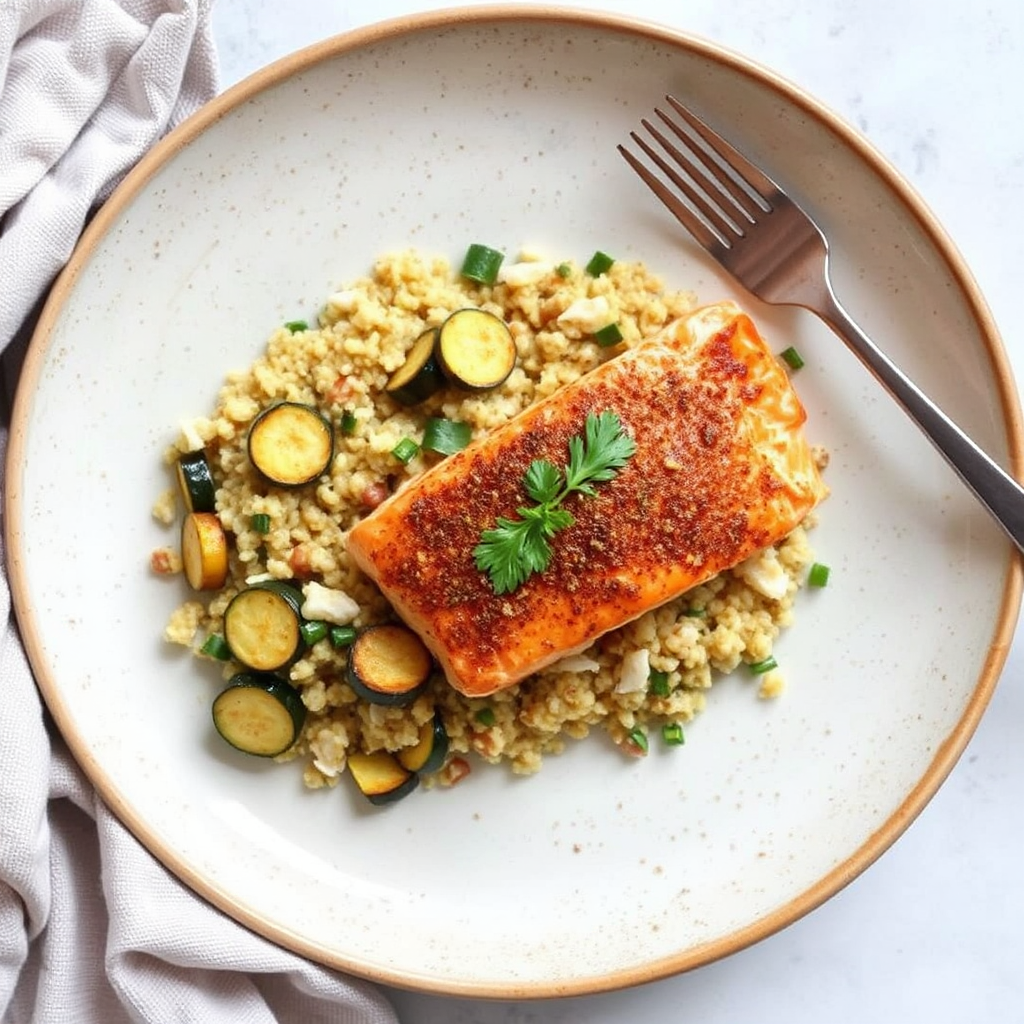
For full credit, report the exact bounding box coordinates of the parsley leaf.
[473,410,636,594]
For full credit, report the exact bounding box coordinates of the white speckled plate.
[6,5,1022,998]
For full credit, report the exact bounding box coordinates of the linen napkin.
[0,2,398,1021]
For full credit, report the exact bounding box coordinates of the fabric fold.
[0,2,399,1020]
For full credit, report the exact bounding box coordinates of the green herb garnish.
[473,410,636,594]
[284,319,309,333]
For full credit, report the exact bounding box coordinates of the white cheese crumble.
[615,648,651,694]
[734,546,790,601]
[300,581,360,625]
[556,295,611,333]
[497,260,555,288]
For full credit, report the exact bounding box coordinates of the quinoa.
[155,248,820,791]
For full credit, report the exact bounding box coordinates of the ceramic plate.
[6,6,1021,997]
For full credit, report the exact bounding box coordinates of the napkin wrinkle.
[0,2,399,1021]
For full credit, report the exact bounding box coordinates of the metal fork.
[619,94,1024,555]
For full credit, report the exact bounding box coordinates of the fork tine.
[616,140,723,253]
[663,95,779,205]
[630,121,739,240]
[654,104,763,223]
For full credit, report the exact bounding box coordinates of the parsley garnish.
[473,410,636,594]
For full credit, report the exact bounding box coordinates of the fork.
[619,94,1024,555]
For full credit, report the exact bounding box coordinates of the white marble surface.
[208,2,1024,1021]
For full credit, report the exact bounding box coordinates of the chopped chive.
[624,725,649,755]
[329,625,358,648]
[648,669,671,697]
[474,706,496,727]
[250,513,271,535]
[339,409,358,436]
[592,322,624,348]
[460,243,505,285]
[684,607,707,618]
[422,416,473,456]
[779,345,805,370]
[391,436,420,464]
[555,262,572,278]
[200,633,231,661]
[808,562,831,587]
[661,722,685,746]
[585,250,615,276]
[284,319,309,334]
[749,656,778,675]
[300,620,328,646]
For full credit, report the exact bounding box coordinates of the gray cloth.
[0,3,398,1021]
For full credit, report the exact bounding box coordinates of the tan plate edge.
[4,3,1022,999]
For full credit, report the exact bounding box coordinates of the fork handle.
[819,291,1024,554]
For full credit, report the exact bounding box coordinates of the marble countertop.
[209,2,1024,1021]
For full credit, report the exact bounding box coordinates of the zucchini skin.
[223,580,305,673]
[397,714,449,774]
[385,327,444,406]
[347,751,420,805]
[346,624,432,706]
[212,672,306,757]
[247,402,334,487]
[180,512,228,591]
[436,308,516,391]
[176,450,217,513]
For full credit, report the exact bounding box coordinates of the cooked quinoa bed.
[156,248,820,790]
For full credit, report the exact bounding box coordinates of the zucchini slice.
[176,450,216,513]
[247,402,333,487]
[385,327,444,406]
[436,308,516,391]
[397,714,450,774]
[223,580,305,672]
[347,751,419,805]
[212,672,306,757]
[180,512,228,591]
[347,624,432,706]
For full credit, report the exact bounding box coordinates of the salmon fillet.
[347,301,828,697]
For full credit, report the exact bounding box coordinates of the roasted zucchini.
[436,308,516,391]
[223,581,305,673]
[247,402,333,487]
[212,672,306,757]
[385,327,444,405]
[180,512,228,591]
[397,714,450,774]
[347,751,419,805]
[346,624,432,706]
[176,450,216,513]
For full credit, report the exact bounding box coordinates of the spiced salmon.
[347,301,828,697]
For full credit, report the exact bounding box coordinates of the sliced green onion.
[684,607,707,618]
[648,669,671,697]
[284,319,309,334]
[460,243,504,285]
[592,322,624,348]
[391,436,420,464]
[250,513,271,535]
[329,625,358,648]
[339,409,358,436]
[422,417,473,456]
[779,345,805,370]
[585,250,615,276]
[624,726,649,755]
[749,656,778,675]
[200,633,231,661]
[555,262,572,278]
[474,706,496,727]
[808,562,831,587]
[300,620,328,646]
[661,722,686,746]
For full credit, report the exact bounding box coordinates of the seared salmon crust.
[348,301,828,697]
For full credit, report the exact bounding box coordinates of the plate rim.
[5,3,1022,998]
